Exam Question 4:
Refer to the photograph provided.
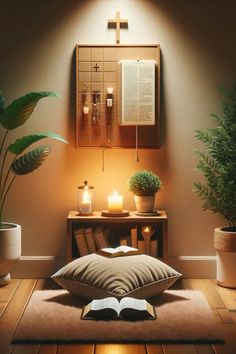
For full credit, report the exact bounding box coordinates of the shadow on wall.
[0,0,85,69]
[145,0,236,71]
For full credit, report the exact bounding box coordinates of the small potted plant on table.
[127,170,162,214]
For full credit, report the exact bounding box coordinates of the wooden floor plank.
[181,279,225,309]
[161,344,198,354]
[217,309,235,325]
[214,283,236,310]
[95,344,146,354]
[0,279,37,354]
[38,345,57,354]
[146,344,164,354]
[57,344,94,354]
[228,311,236,325]
[0,279,20,317]
[11,344,40,354]
[195,344,215,354]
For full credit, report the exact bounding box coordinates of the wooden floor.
[0,279,236,354]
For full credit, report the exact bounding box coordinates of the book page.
[120,60,156,126]
[100,247,120,254]
[116,246,138,253]
[91,297,120,313]
[119,297,147,312]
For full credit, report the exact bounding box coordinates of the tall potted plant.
[0,91,68,286]
[194,83,236,288]
[127,170,162,213]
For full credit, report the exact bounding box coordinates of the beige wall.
[0,0,236,277]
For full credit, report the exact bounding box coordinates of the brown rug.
[12,289,223,344]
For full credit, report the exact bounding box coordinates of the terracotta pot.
[0,223,21,286]
[134,195,155,213]
[214,226,236,288]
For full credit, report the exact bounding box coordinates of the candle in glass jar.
[108,190,123,213]
[80,189,92,214]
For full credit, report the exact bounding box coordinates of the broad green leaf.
[0,91,5,114]
[11,145,51,175]
[0,91,59,130]
[8,131,68,155]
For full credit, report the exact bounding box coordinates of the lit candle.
[141,225,154,256]
[107,87,113,94]
[143,226,150,234]
[108,190,123,213]
[80,189,92,214]
[83,106,89,114]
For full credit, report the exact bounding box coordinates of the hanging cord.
[135,58,140,163]
[135,123,140,162]
[101,147,106,172]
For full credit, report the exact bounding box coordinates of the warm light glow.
[80,188,91,214]
[107,87,113,94]
[83,106,89,114]
[108,190,123,213]
[82,189,90,202]
[143,226,150,233]
[141,225,154,238]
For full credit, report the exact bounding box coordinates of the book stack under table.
[67,211,168,262]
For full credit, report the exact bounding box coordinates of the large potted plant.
[127,170,162,213]
[0,91,68,286]
[194,83,236,288]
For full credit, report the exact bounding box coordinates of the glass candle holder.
[78,181,94,215]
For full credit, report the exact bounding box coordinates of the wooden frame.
[75,44,161,149]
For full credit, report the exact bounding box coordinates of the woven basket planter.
[214,227,236,288]
[214,227,236,252]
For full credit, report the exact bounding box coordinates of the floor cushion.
[51,254,182,300]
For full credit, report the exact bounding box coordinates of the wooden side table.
[67,211,168,263]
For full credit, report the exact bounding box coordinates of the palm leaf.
[8,131,68,155]
[0,91,59,130]
[11,146,51,175]
[0,91,5,114]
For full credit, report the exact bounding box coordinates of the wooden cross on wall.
[108,11,128,44]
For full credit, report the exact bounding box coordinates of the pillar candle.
[108,190,123,213]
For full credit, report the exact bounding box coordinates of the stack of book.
[74,226,115,256]
[74,225,158,258]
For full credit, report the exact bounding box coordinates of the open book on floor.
[98,245,141,258]
[81,297,156,320]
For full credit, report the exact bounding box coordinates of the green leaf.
[0,91,59,130]
[11,146,51,175]
[0,91,5,114]
[8,131,68,155]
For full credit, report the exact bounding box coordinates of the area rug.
[12,289,223,344]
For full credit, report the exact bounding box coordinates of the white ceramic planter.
[216,251,236,288]
[134,195,155,213]
[0,223,21,286]
[214,226,236,288]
